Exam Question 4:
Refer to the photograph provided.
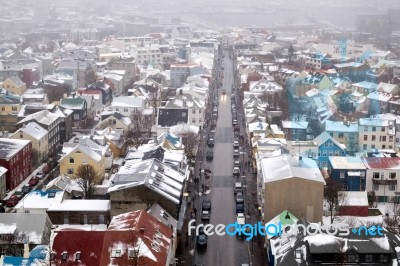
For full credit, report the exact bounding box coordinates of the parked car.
[202,199,212,211]
[36,171,45,179]
[28,177,39,186]
[201,210,210,221]
[234,182,243,195]
[207,138,215,147]
[232,119,238,126]
[6,195,19,207]
[233,140,239,148]
[22,185,32,194]
[234,160,240,167]
[206,150,214,160]
[197,230,208,248]
[235,192,244,203]
[13,190,24,199]
[233,149,240,157]
[233,167,240,176]
[236,202,244,213]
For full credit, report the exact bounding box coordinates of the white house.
[110,96,145,117]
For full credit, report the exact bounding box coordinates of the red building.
[0,138,32,190]
[339,191,369,217]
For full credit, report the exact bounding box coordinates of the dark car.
[207,138,214,147]
[235,192,244,203]
[197,227,208,249]
[202,199,212,211]
[28,177,39,186]
[22,185,32,194]
[6,195,19,207]
[236,202,244,213]
[206,150,214,160]
[222,89,226,95]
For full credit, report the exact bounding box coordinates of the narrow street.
[193,49,253,265]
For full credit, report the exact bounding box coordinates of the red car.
[28,177,39,186]
[6,195,19,207]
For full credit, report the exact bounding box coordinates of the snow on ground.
[323,215,384,227]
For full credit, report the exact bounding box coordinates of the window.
[371,144,375,149]
[363,144,367,150]
[390,173,396,179]
[124,108,128,112]
[11,106,17,112]
[335,151,339,156]
[347,254,358,263]
[182,112,186,117]
[199,109,202,113]
[372,126,376,132]
[69,157,74,163]
[329,151,333,156]
[363,135,367,141]
[192,109,196,114]
[373,184,379,191]
[382,145,386,149]
[382,136,386,142]
[380,254,389,263]
[322,161,328,167]
[372,135,376,141]
[338,133,344,138]
[324,142,329,147]
[1,107,4,111]
[389,184,396,191]
[111,249,122,258]
[192,118,196,123]
[74,114,80,120]
[340,171,345,179]
[381,172,384,179]
[381,127,385,132]
[62,252,68,261]
[365,255,373,263]
[390,136,394,142]
[50,252,55,261]
[364,126,368,131]
[373,172,380,179]
[322,151,327,157]
[75,252,81,261]
[67,168,74,175]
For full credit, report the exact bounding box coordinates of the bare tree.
[383,202,400,234]
[75,164,101,199]
[288,44,296,64]
[181,130,199,159]
[84,69,97,86]
[127,111,153,149]
[324,178,347,224]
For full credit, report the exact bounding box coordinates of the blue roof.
[29,245,48,260]
[165,133,180,145]
[2,257,41,265]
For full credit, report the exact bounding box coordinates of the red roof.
[99,211,173,266]
[51,229,106,265]
[362,157,400,169]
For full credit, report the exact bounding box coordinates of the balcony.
[372,179,397,185]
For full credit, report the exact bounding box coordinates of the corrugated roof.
[362,157,400,169]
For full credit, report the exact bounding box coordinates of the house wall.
[2,78,26,95]
[366,168,400,203]
[95,116,131,135]
[188,107,204,130]
[330,168,366,191]
[327,131,358,155]
[264,178,324,223]
[339,206,368,216]
[47,210,110,225]
[109,186,178,219]
[0,143,32,190]
[358,123,396,151]
[0,172,6,199]
[59,150,105,178]
[10,131,49,164]
[317,139,346,168]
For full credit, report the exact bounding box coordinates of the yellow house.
[94,112,132,135]
[10,122,49,164]
[59,138,112,179]
[0,89,22,132]
[2,76,26,95]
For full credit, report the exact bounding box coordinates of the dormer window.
[111,249,122,258]
[62,252,68,261]
[75,252,81,261]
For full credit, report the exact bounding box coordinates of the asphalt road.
[194,50,251,266]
